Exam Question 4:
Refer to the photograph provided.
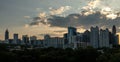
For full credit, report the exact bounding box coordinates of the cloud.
[49,6,72,15]
[39,12,47,18]
[29,12,49,26]
[81,0,120,19]
[32,12,120,32]
[26,0,120,33]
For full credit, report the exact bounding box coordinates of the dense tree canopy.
[0,44,120,62]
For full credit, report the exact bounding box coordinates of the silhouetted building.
[8,39,13,44]
[5,29,9,40]
[68,27,77,43]
[63,33,69,47]
[114,35,119,45]
[83,30,90,42]
[112,25,116,35]
[36,40,43,47]
[44,34,64,48]
[68,27,77,37]
[99,29,110,48]
[22,35,29,45]
[13,33,18,44]
[83,30,91,47]
[30,36,37,45]
[90,26,99,48]
[112,25,119,45]
[44,34,51,47]
[75,33,86,48]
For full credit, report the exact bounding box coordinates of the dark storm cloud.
[29,12,120,32]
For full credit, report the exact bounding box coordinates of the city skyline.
[2,26,118,48]
[1,0,120,41]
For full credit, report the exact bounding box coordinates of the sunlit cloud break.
[49,6,72,15]
[81,0,120,19]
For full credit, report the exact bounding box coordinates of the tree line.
[0,44,120,62]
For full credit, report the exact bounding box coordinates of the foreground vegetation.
[0,44,120,62]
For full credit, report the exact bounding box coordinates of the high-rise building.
[13,33,18,44]
[83,30,91,47]
[5,29,9,40]
[44,34,64,48]
[75,33,87,48]
[68,27,77,37]
[90,26,99,48]
[44,34,51,47]
[30,36,37,45]
[68,27,77,43]
[112,25,119,45]
[83,30,90,42]
[112,25,116,35]
[99,29,110,48]
[22,35,29,45]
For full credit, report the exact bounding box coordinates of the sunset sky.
[0,0,120,40]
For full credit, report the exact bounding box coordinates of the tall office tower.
[83,30,90,47]
[63,33,68,46]
[49,37,64,48]
[99,29,110,48]
[68,27,77,37]
[90,26,99,48]
[30,36,37,45]
[5,29,9,40]
[112,25,116,35]
[112,25,119,45]
[68,27,77,43]
[44,34,51,47]
[76,33,86,48]
[13,33,18,44]
[22,35,29,45]
[115,35,119,45]
[83,30,90,42]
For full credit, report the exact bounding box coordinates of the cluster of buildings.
[64,25,119,49]
[1,25,119,49]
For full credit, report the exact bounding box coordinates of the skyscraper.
[90,26,99,48]
[22,35,29,45]
[5,29,9,40]
[68,27,77,37]
[83,30,90,47]
[68,27,77,43]
[112,25,119,45]
[44,35,64,48]
[99,29,110,48]
[44,34,51,47]
[112,25,116,35]
[83,30,90,42]
[13,33,18,44]
[30,36,37,45]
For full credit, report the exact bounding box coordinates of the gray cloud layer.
[29,11,120,32]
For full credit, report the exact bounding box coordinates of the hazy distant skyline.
[1,0,120,40]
